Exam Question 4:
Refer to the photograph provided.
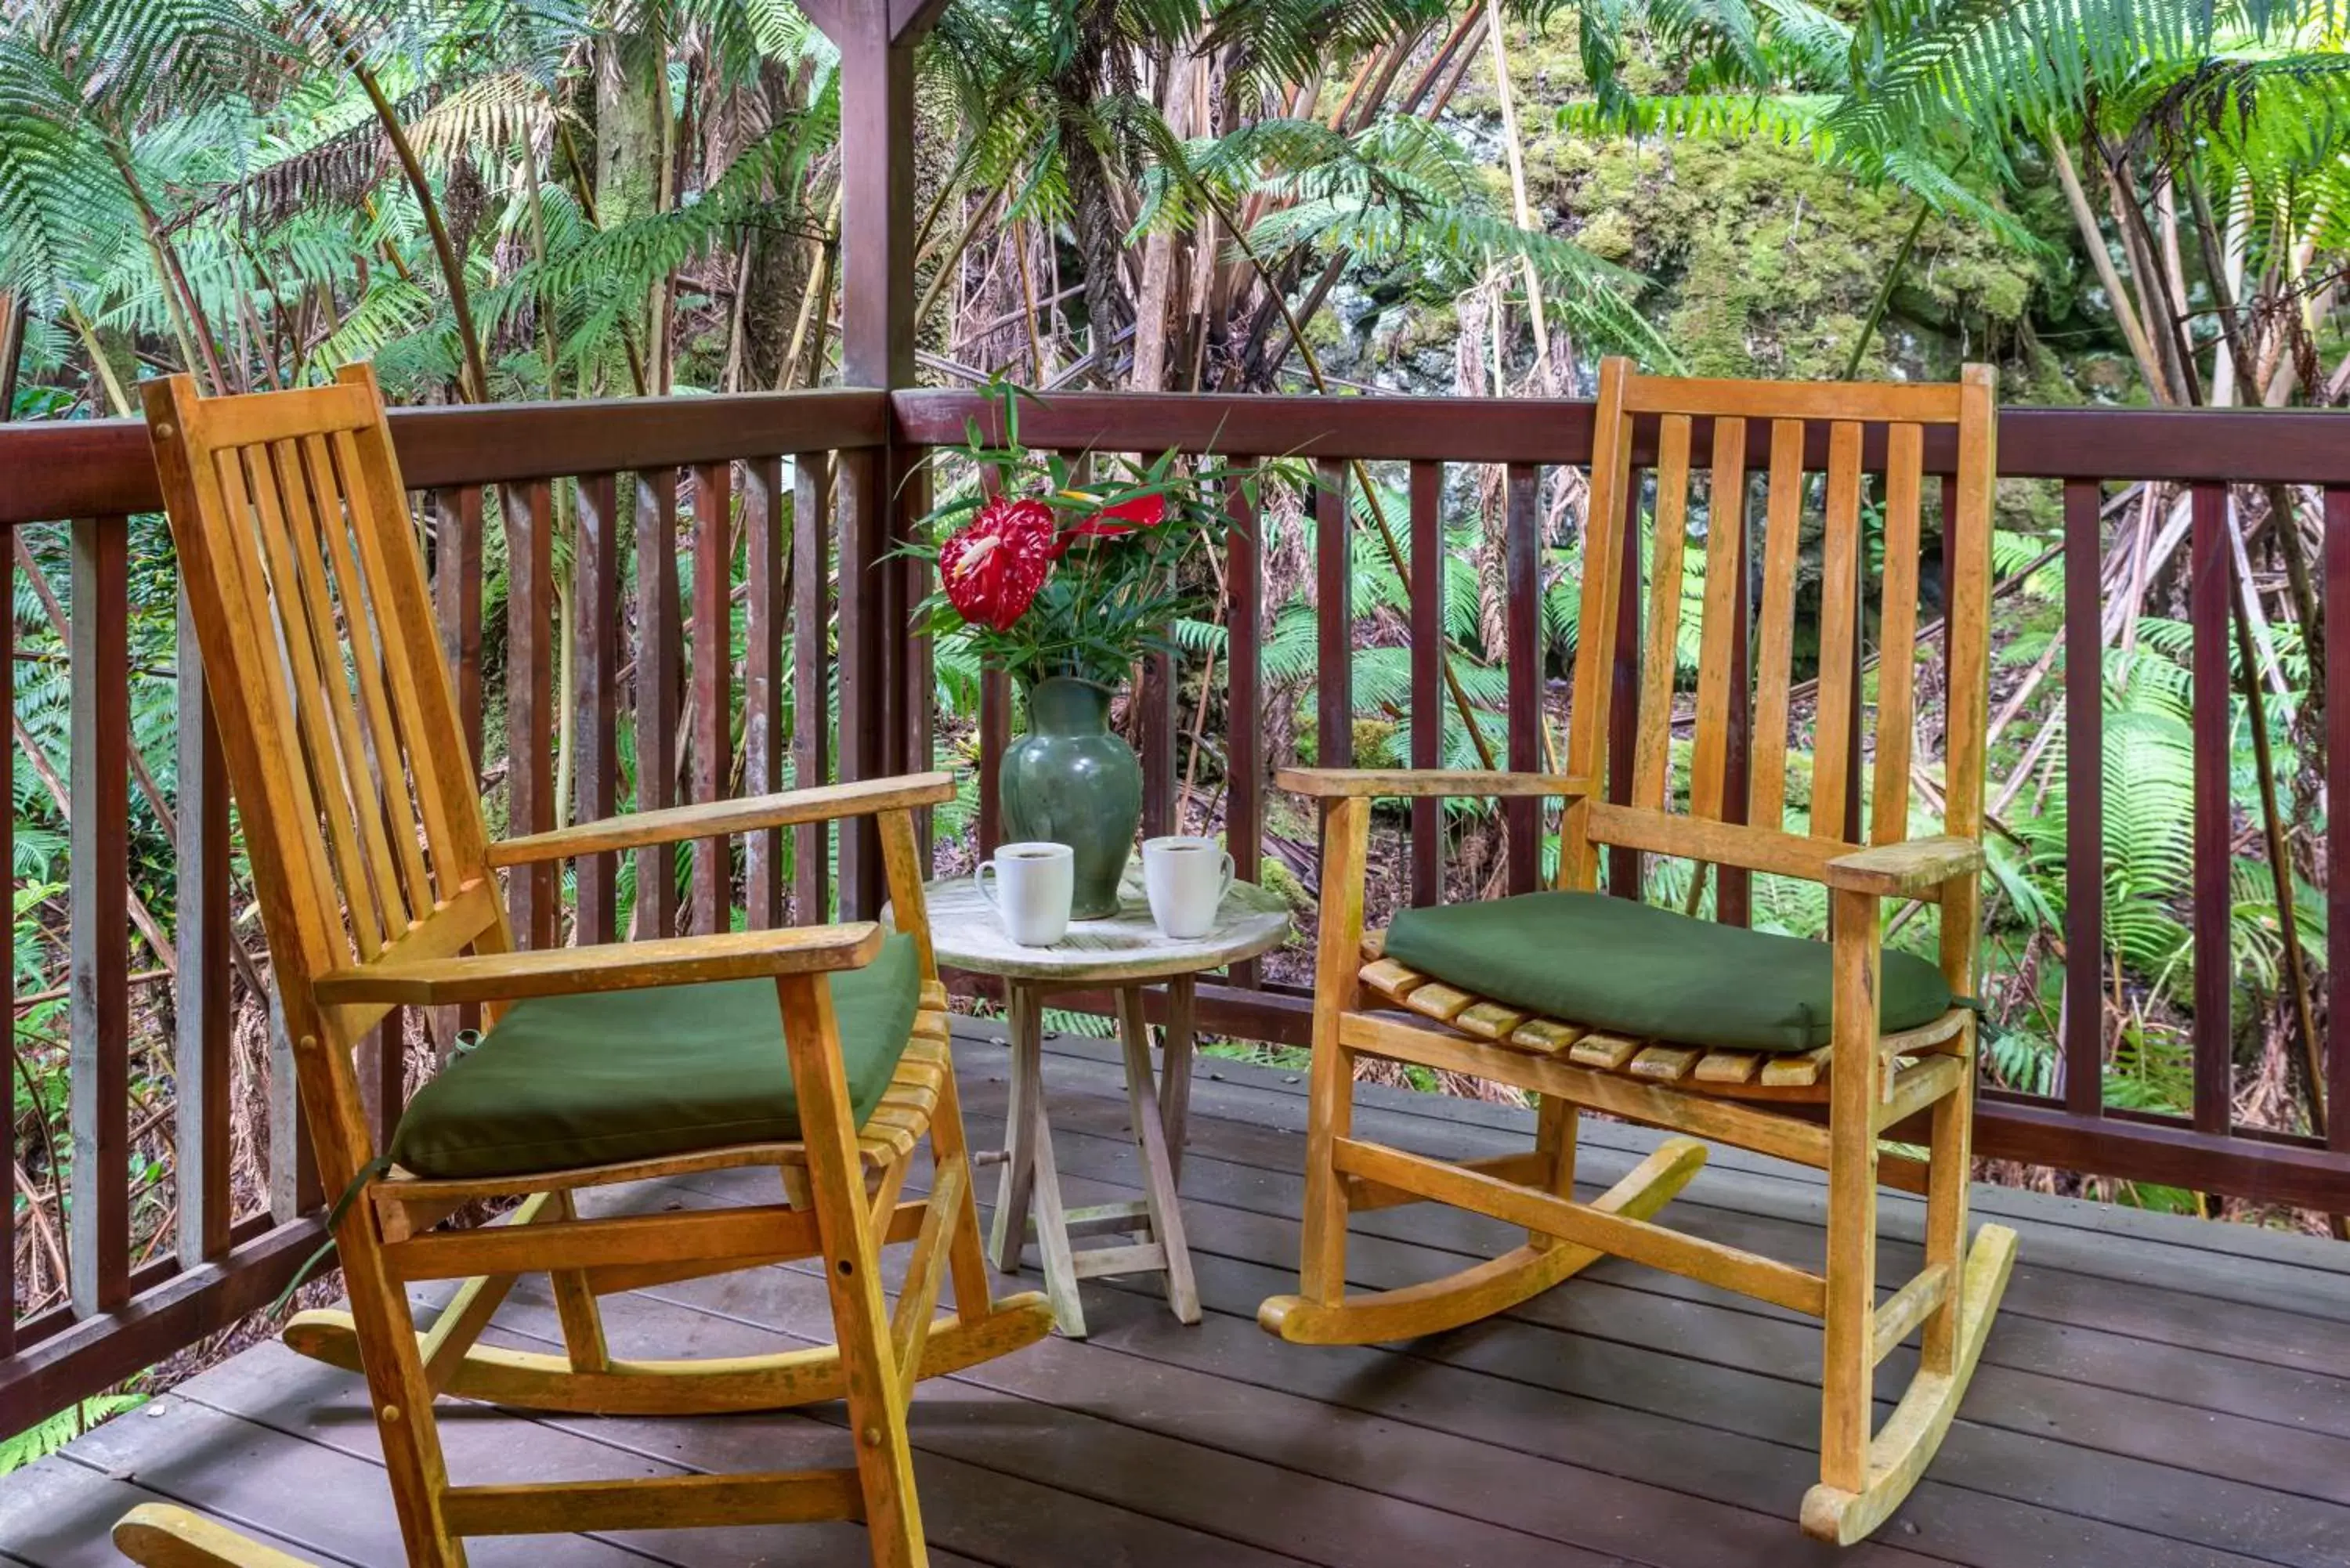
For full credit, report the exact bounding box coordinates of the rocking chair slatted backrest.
[146,365,506,1051]
[1563,359,1996,985]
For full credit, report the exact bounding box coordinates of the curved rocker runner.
[1263,360,2019,1547]
[135,367,1051,1566]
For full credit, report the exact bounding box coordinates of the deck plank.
[917,1110,2350,1567]
[9,1017,2347,1568]
[638,1139,2345,1568]
[0,1452,340,1568]
[960,1038,2350,1400]
[980,1033,2350,1351]
[483,1281,1658,1568]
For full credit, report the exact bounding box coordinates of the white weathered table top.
[888,862,1292,984]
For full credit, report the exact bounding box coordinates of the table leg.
[1023,1042,1086,1338]
[988,985,1040,1274]
[1116,988,1202,1325]
[1162,974,1196,1186]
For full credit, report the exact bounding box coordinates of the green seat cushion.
[1383,891,1951,1055]
[388,931,921,1180]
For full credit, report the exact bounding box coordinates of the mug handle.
[1217,851,1236,905]
[974,860,1000,912]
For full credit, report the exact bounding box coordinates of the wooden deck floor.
[5,1021,2348,1568]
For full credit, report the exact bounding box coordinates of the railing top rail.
[891,388,2350,486]
[13,387,2350,528]
[0,388,891,526]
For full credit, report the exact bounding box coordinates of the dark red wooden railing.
[5,384,2348,1436]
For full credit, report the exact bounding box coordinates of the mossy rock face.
[1546,137,2055,384]
[1436,22,2104,402]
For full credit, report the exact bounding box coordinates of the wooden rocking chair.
[1266,359,2018,1545]
[143,366,1053,1566]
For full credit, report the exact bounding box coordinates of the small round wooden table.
[911,866,1289,1338]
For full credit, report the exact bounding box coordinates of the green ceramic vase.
[999,677,1141,919]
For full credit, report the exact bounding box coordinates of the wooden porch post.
[795,0,947,916]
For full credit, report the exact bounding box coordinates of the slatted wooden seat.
[1356,927,1971,1097]
[142,366,1052,1567]
[1264,359,2018,1548]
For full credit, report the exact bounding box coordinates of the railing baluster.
[1227,469,1264,986]
[2063,478,2105,1115]
[1607,463,1645,898]
[1315,459,1352,771]
[1505,463,1541,896]
[2189,482,2234,1136]
[1141,645,1177,841]
[743,457,785,930]
[691,461,734,933]
[791,453,833,923]
[432,487,483,779]
[2329,486,2350,1154]
[976,463,1007,858]
[2,545,13,1349]
[978,672,1010,858]
[69,514,130,1314]
[1408,461,1443,906]
[899,464,935,866]
[837,446,888,918]
[574,474,620,944]
[174,588,233,1265]
[356,1010,403,1153]
[267,985,318,1219]
[1718,439,1753,927]
[501,480,556,948]
[635,470,683,939]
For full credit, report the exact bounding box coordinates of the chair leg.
[342,1201,468,1566]
[545,1190,611,1374]
[1920,1023,1974,1375]
[1803,1016,2019,1545]
[1296,1028,1354,1306]
[1297,795,1371,1309]
[1529,1096,1578,1252]
[1817,892,1882,1508]
[776,974,924,1567]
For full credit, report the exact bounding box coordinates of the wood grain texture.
[1275,768,1589,799]
[573,472,621,943]
[490,772,956,864]
[315,922,886,1005]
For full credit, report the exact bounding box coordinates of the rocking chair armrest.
[314,923,886,1006]
[1824,836,1985,899]
[1275,768,1593,800]
[486,773,956,867]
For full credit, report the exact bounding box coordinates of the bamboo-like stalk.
[331,26,491,402]
[2046,126,2167,404]
[1484,0,1559,391]
[780,184,842,391]
[2222,507,2341,1237]
[62,300,133,417]
[0,292,24,418]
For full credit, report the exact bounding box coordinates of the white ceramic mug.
[974,841,1075,947]
[1142,836,1235,940]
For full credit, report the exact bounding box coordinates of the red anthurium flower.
[1054,492,1166,556]
[941,496,1056,630]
